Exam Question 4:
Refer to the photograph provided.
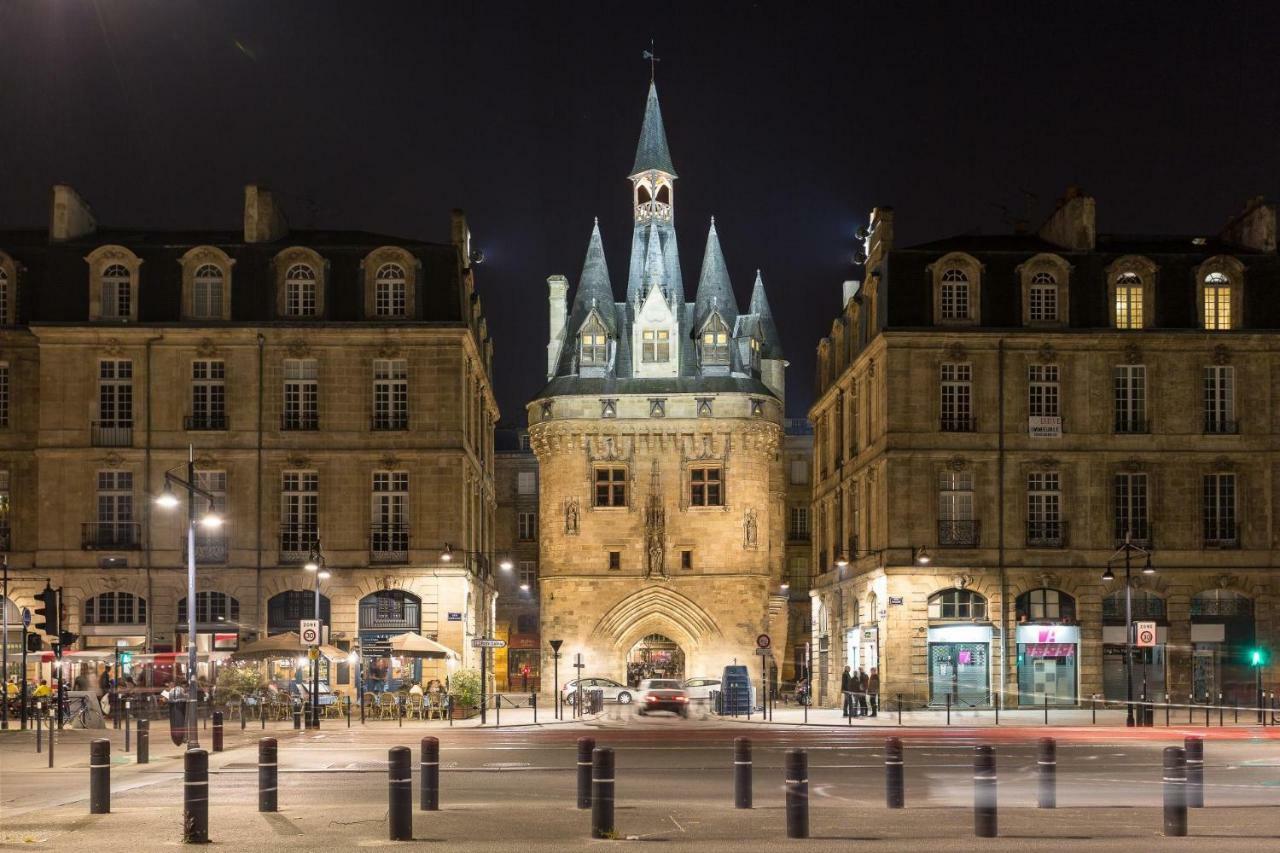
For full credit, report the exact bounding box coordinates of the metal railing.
[938,519,980,547]
[279,524,319,563]
[1026,520,1067,548]
[91,421,133,447]
[940,416,976,433]
[184,535,228,564]
[371,414,409,431]
[81,522,142,550]
[1113,416,1149,434]
[184,413,228,431]
[1204,417,1239,435]
[280,412,318,431]
[0,521,9,551]
[1202,522,1240,549]
[1113,522,1152,548]
[370,524,410,563]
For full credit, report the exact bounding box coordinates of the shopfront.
[358,590,422,691]
[176,592,240,683]
[927,589,991,707]
[1015,589,1078,706]
[1102,589,1167,702]
[845,624,879,674]
[1190,590,1255,704]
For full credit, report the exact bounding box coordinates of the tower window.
[641,329,670,363]
[579,316,608,367]
[699,313,730,367]
[690,467,723,507]
[595,466,627,507]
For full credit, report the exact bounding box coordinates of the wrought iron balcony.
[1113,416,1149,434]
[185,414,228,431]
[1203,417,1239,435]
[1026,520,1067,548]
[940,416,976,433]
[1202,523,1240,549]
[938,519,980,547]
[1113,522,1152,548]
[280,412,318,431]
[184,534,228,564]
[91,421,133,447]
[370,523,410,563]
[371,413,409,431]
[279,524,319,563]
[82,522,141,550]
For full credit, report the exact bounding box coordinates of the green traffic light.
[1249,647,1269,667]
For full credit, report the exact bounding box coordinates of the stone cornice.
[529,419,782,457]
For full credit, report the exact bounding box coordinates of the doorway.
[627,634,685,686]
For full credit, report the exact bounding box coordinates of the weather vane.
[643,39,660,82]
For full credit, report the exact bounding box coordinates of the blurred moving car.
[637,678,689,717]
[681,677,721,702]
[562,677,633,706]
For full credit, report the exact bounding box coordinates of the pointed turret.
[693,218,738,333]
[641,221,666,298]
[566,219,617,337]
[630,82,677,178]
[750,270,783,358]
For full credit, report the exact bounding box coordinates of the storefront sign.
[1022,643,1076,657]
[929,624,994,644]
[1015,625,1080,645]
[1028,416,1062,438]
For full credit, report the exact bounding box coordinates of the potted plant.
[449,668,482,719]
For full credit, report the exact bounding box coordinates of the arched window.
[358,589,422,631]
[1016,588,1076,623]
[0,267,9,325]
[579,315,608,368]
[1190,589,1253,618]
[699,313,730,367]
[656,185,670,204]
[84,592,147,625]
[1202,272,1231,330]
[101,264,132,319]
[374,263,407,317]
[191,264,224,320]
[1029,271,1058,322]
[285,264,318,317]
[1114,272,1143,329]
[178,591,239,624]
[928,588,987,620]
[940,269,969,321]
[1102,589,1165,622]
[865,591,878,622]
[266,590,331,634]
[815,601,829,637]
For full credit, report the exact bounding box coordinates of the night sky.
[2,1,1278,420]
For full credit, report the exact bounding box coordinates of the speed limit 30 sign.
[1135,621,1157,647]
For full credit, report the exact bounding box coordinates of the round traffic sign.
[22,607,31,628]
[756,633,771,649]
[301,627,319,644]
[1137,627,1156,645]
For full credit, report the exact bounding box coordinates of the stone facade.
[493,427,541,691]
[809,192,1280,709]
[0,186,499,693]
[781,420,814,683]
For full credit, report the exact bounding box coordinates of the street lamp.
[303,538,328,729]
[154,446,222,749]
[1103,531,1155,727]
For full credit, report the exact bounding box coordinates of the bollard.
[885,737,904,808]
[1163,746,1187,837]
[591,747,615,839]
[946,692,952,726]
[576,736,595,809]
[48,705,55,768]
[420,737,439,811]
[1166,694,1171,727]
[212,710,224,752]
[1218,694,1224,727]
[1044,694,1049,726]
[293,701,302,730]
[183,748,209,844]
[974,745,997,838]
[1091,694,1097,725]
[1189,694,1194,725]
[994,691,1000,726]
[1037,737,1056,809]
[89,738,111,814]
[1184,736,1203,808]
[532,692,537,725]
[784,748,808,839]
[258,737,278,812]
[137,719,150,764]
[734,737,752,809]
[241,699,247,731]
[388,746,413,841]
[35,703,42,753]
[124,703,132,753]
[897,693,903,726]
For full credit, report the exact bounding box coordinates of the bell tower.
[629,82,677,224]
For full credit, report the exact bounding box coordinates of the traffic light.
[33,585,59,637]
[26,633,42,652]
[1248,647,1270,667]
[59,630,79,648]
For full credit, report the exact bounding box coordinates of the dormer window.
[1028,272,1058,322]
[940,269,969,320]
[0,267,9,325]
[374,263,407,317]
[641,329,670,363]
[102,264,132,319]
[180,247,234,321]
[191,264,224,320]
[749,336,762,371]
[579,316,608,367]
[1202,272,1231,330]
[1114,272,1143,329]
[286,264,318,317]
[699,314,730,367]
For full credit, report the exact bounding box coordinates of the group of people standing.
[841,665,879,717]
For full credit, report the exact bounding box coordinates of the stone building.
[528,81,789,691]
[809,190,1279,709]
[0,184,498,694]
[493,426,541,691]
[782,419,814,684]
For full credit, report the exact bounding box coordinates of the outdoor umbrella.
[385,632,459,659]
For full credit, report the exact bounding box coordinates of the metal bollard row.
[884,737,904,808]
[591,747,616,839]
[733,737,752,809]
[137,719,150,764]
[421,737,439,811]
[259,737,278,813]
[388,746,413,841]
[784,748,808,839]
[1037,737,1056,809]
[89,739,111,814]
[576,736,595,809]
[973,745,997,838]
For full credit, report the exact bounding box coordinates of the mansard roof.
[630,82,677,178]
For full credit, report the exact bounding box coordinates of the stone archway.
[593,586,721,678]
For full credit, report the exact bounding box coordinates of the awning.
[231,632,349,662]
[385,632,459,659]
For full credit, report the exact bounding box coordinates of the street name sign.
[754,648,774,656]
[471,638,506,648]
[300,620,320,645]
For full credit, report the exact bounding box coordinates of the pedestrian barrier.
[183,748,209,844]
[137,718,150,764]
[884,737,904,808]
[388,746,413,841]
[733,737,752,809]
[973,745,997,838]
[1163,746,1187,837]
[576,736,595,809]
[89,739,111,814]
[420,737,439,811]
[1037,737,1056,809]
[1184,736,1204,808]
[590,747,615,839]
[258,738,277,813]
[784,748,808,839]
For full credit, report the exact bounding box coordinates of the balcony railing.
[0,522,9,551]
[91,421,133,447]
[940,416,976,433]
[184,534,228,564]
[938,519,980,547]
[1026,519,1067,548]
[1204,418,1239,435]
[1113,522,1152,548]
[185,414,228,431]
[787,529,811,543]
[371,414,409,431]
[82,522,142,550]
[1203,523,1240,549]
[1114,417,1149,434]
[279,524,319,563]
[370,523,410,563]
[280,412,318,431]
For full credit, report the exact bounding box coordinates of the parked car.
[563,677,633,705]
[681,677,721,702]
[637,679,689,717]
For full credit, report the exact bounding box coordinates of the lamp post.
[1103,530,1154,727]
[155,446,223,749]
[303,539,329,729]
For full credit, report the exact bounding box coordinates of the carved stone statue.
[644,461,666,579]
[744,508,758,549]
[564,496,580,536]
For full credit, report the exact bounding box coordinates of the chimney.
[451,209,472,268]
[866,207,894,264]
[1220,196,1277,253]
[243,185,288,243]
[49,184,97,241]
[546,275,569,380]
[1038,186,1096,250]
[841,280,861,309]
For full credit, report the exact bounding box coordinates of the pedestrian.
[74,670,90,691]
[868,667,880,717]
[98,667,111,696]
[840,665,853,717]
[856,668,869,716]
[33,679,51,699]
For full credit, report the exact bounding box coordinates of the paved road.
[3,715,1277,850]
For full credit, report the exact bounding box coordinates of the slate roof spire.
[750,269,784,358]
[641,221,667,299]
[630,82,677,178]
[693,217,738,332]
[567,218,616,335]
